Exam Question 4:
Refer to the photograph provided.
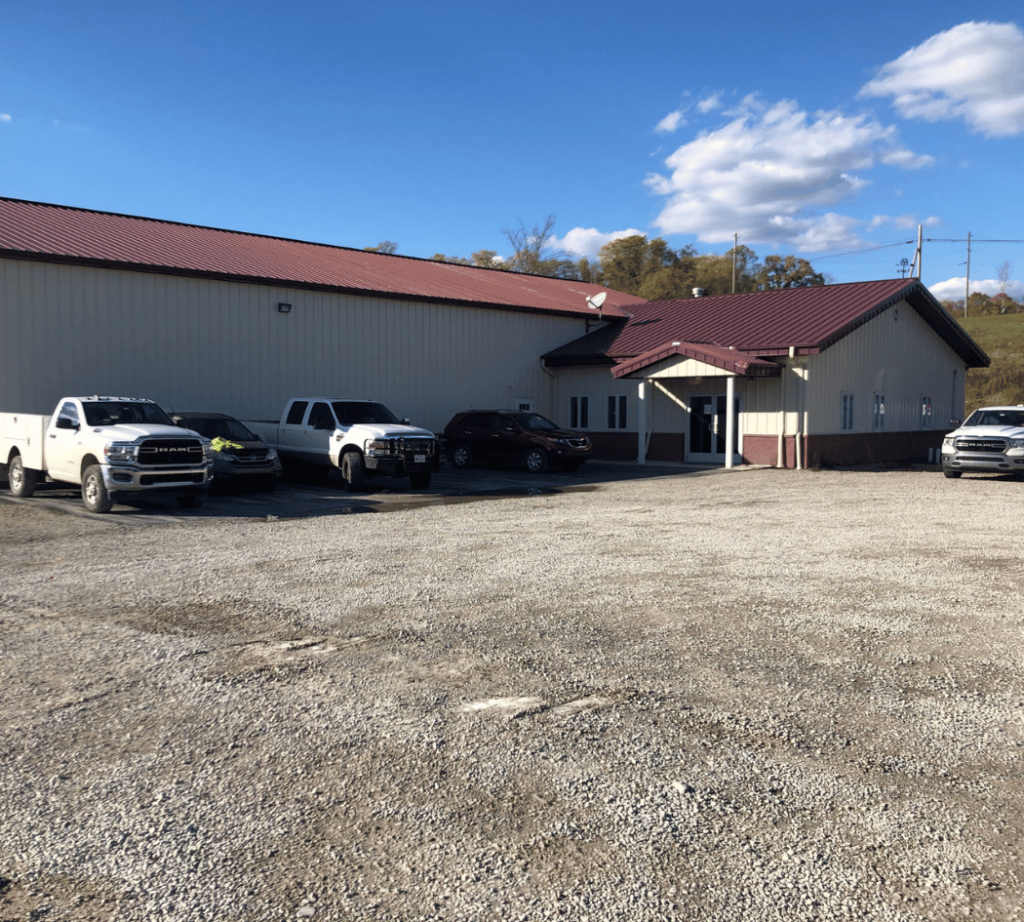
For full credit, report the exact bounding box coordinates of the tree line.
[368,216,826,298]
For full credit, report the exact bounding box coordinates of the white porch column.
[637,378,648,465]
[725,375,735,469]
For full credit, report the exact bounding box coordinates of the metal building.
[1,198,989,469]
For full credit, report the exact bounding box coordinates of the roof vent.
[692,288,706,298]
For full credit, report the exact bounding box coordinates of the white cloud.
[0,113,10,123]
[929,276,1024,302]
[552,226,646,259]
[645,97,932,249]
[859,21,1024,137]
[655,110,686,133]
[697,93,722,114]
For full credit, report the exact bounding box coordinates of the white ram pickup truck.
[941,405,1024,479]
[1,396,214,513]
[246,397,439,490]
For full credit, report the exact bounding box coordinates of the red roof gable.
[612,341,782,379]
[545,280,989,369]
[0,198,643,320]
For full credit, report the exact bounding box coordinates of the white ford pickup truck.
[246,398,439,490]
[2,396,214,512]
[941,405,1024,479]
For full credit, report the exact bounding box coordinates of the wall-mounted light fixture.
[277,302,292,314]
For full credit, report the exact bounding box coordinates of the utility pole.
[908,225,923,279]
[965,231,972,317]
[732,233,738,294]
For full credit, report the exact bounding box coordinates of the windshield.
[82,400,175,427]
[179,416,256,441]
[512,412,558,431]
[964,409,1024,428]
[331,401,401,426]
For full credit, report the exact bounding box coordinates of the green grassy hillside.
[959,313,1024,409]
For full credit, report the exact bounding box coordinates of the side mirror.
[949,419,961,428]
[402,417,411,425]
[55,416,77,430]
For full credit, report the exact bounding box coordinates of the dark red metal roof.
[0,198,643,319]
[612,341,781,379]
[545,280,989,369]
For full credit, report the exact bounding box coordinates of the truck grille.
[953,437,1007,453]
[137,438,206,466]
[400,438,435,456]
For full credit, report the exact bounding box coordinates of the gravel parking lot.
[2,465,1023,921]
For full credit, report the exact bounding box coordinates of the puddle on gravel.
[376,483,599,514]
[295,484,599,517]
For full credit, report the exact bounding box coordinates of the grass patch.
[959,314,1024,408]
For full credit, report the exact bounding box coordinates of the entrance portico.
[613,341,781,468]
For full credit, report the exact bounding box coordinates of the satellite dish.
[586,292,607,311]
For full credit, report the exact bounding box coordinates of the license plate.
[414,454,426,464]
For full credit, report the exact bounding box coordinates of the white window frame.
[607,395,627,430]
[514,398,534,413]
[570,396,590,430]
[841,393,854,432]
[920,395,932,429]
[873,393,885,432]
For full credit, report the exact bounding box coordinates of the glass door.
[688,395,740,463]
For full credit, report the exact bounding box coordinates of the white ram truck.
[1,396,214,513]
[246,398,439,490]
[941,405,1024,479]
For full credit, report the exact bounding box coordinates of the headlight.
[203,441,216,462]
[365,439,399,458]
[1009,438,1024,449]
[104,442,138,462]
[267,448,278,461]
[942,437,955,447]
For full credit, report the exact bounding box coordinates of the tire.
[943,469,962,479]
[176,491,207,509]
[340,451,365,491]
[451,444,473,468]
[409,471,432,490]
[8,454,38,498]
[523,447,549,474]
[81,465,113,513]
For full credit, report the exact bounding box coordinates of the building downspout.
[777,351,791,468]
[539,359,557,421]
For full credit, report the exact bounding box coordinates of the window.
[570,396,589,429]
[58,401,80,428]
[873,393,885,431]
[285,401,308,426]
[607,395,627,429]
[841,393,854,432]
[514,399,534,412]
[920,395,932,429]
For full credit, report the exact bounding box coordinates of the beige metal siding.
[807,299,967,433]
[1,259,585,431]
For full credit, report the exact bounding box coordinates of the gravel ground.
[2,468,1023,922]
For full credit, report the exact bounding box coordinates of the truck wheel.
[451,444,473,468]
[177,492,207,509]
[523,448,549,474]
[82,465,113,513]
[340,451,365,491]
[8,455,38,498]
[409,471,432,490]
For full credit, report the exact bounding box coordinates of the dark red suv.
[443,410,592,473]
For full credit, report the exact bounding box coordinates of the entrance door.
[688,395,740,463]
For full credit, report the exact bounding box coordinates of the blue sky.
[3,0,1023,301]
